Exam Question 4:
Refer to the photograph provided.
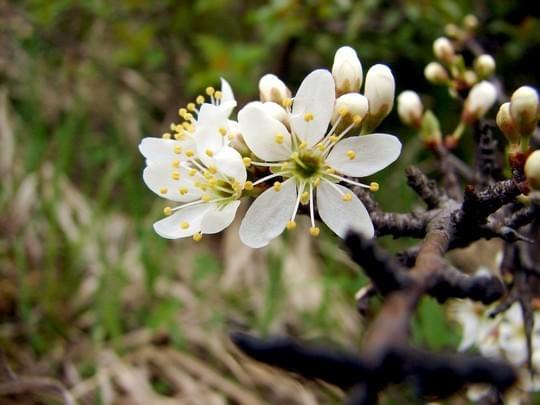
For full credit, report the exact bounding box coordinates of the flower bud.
[463,70,478,88]
[525,150,540,190]
[424,62,449,85]
[510,86,539,136]
[363,64,394,132]
[433,37,455,64]
[462,80,497,123]
[332,93,369,132]
[332,46,363,96]
[420,110,442,146]
[474,54,496,78]
[463,14,479,31]
[258,74,291,104]
[397,90,423,128]
[496,103,520,146]
[227,120,250,156]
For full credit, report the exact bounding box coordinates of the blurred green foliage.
[1,0,539,402]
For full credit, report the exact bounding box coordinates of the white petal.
[220,78,236,105]
[326,133,401,177]
[316,182,374,239]
[211,146,247,184]
[153,203,210,239]
[139,137,193,163]
[290,69,335,146]
[239,178,297,248]
[197,102,230,127]
[201,201,241,234]
[143,164,201,202]
[238,102,292,161]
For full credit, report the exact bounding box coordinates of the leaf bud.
[420,110,442,146]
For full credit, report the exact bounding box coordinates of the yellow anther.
[170,123,176,130]
[174,146,182,154]
[313,177,321,187]
[205,149,214,157]
[290,151,299,160]
[228,134,234,141]
[207,177,217,186]
[280,162,289,170]
[342,193,353,202]
[317,143,326,151]
[329,134,339,143]
[193,232,203,242]
[299,141,307,149]
[337,107,348,117]
[218,127,227,136]
[175,124,183,132]
[309,226,320,237]
[370,182,380,192]
[179,187,189,195]
[353,115,363,125]
[274,133,284,144]
[171,171,180,180]
[206,86,215,96]
[172,160,180,168]
[163,206,172,216]
[185,113,194,121]
[180,221,190,230]
[287,220,297,230]
[326,167,336,174]
[174,132,184,141]
[196,95,205,104]
[160,187,168,194]
[188,169,197,177]
[273,181,282,191]
[243,181,254,191]
[185,149,194,157]
[208,165,217,174]
[178,107,187,116]
[282,98,293,108]
[300,191,309,205]
[243,157,252,167]
[232,181,241,191]
[187,102,196,111]
[346,150,356,160]
[214,90,222,100]
[304,112,314,122]
[182,122,191,130]
[162,132,171,139]
[201,194,211,202]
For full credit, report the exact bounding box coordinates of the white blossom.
[237,69,401,248]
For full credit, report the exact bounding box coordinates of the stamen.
[196,95,205,104]
[178,108,187,117]
[346,150,356,160]
[187,102,196,112]
[201,194,211,202]
[214,90,222,100]
[275,133,284,144]
[370,182,380,192]
[243,157,252,167]
[188,168,197,176]
[193,232,203,242]
[304,112,314,122]
[205,149,214,157]
[205,87,215,96]
[179,187,189,195]
[290,182,305,225]
[286,220,296,230]
[273,181,282,191]
[290,152,308,169]
[252,172,287,186]
[180,221,190,229]
[163,206,172,216]
[309,227,320,237]
[219,127,227,136]
[162,132,171,139]
[174,132,184,141]
[160,187,168,194]
[185,149,195,157]
[172,160,180,168]
[171,171,181,180]
[243,181,253,190]
[174,146,182,154]
[300,191,309,205]
[282,98,292,108]
[309,183,316,228]
[342,193,353,202]
[325,172,371,189]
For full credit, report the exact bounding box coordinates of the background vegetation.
[1,0,539,403]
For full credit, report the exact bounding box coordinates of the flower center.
[290,150,324,180]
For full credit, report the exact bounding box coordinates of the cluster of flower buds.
[497,86,539,153]
[139,47,402,247]
[451,297,540,403]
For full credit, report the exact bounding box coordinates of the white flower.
[433,36,455,63]
[237,69,401,248]
[424,62,449,85]
[462,80,497,123]
[474,54,496,78]
[139,80,246,241]
[397,90,423,128]
[259,74,291,104]
[332,46,363,95]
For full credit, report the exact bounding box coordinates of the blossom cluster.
[451,296,540,403]
[139,47,402,248]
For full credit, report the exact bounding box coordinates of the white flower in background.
[462,80,497,123]
[332,46,363,95]
[510,86,539,136]
[433,36,455,64]
[139,79,246,241]
[363,64,395,132]
[397,90,424,128]
[259,74,291,105]
[474,54,496,78]
[237,69,401,248]
[424,61,449,85]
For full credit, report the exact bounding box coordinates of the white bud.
[424,62,449,85]
[364,64,394,117]
[332,46,363,95]
[463,81,497,123]
[474,54,496,78]
[463,14,479,31]
[433,37,455,63]
[227,120,250,156]
[510,86,539,136]
[332,93,369,125]
[260,101,289,126]
[496,103,519,146]
[525,150,540,190]
[397,90,423,128]
[258,74,291,104]
[463,70,478,87]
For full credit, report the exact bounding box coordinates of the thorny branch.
[233,123,537,403]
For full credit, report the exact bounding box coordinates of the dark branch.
[406,166,445,209]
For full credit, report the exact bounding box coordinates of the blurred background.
[1,0,539,403]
